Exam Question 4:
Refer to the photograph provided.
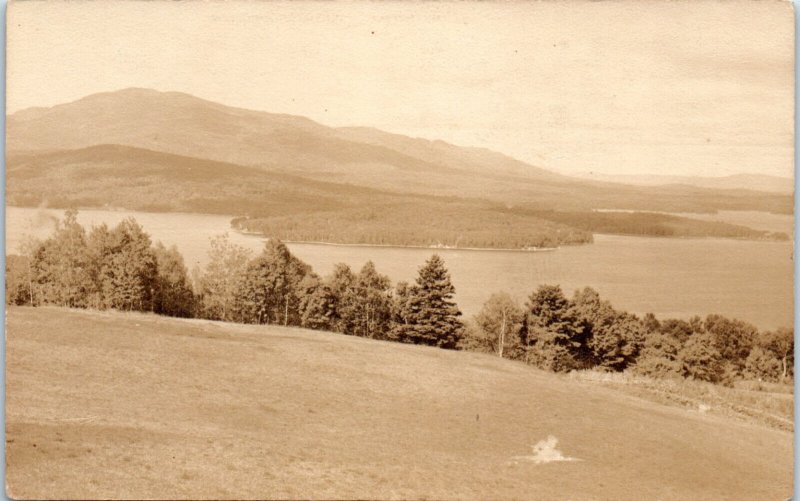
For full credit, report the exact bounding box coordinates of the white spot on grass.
[511,435,580,465]
[698,403,711,414]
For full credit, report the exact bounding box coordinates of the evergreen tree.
[521,285,584,372]
[392,255,463,349]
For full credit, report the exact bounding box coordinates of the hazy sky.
[7,1,795,177]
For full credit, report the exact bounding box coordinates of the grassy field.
[5,307,793,500]
[567,371,794,432]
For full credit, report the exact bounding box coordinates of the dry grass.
[567,370,794,432]
[6,306,793,500]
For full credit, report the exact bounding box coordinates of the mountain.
[573,172,794,194]
[6,88,561,189]
[6,88,793,217]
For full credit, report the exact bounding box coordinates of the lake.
[5,206,794,330]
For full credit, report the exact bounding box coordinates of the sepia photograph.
[3,1,795,499]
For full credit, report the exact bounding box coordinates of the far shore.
[230,228,561,253]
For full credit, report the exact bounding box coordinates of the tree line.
[7,211,792,385]
[462,286,793,384]
[7,211,464,349]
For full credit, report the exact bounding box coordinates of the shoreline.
[230,229,561,253]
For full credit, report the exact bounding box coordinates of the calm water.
[6,206,793,330]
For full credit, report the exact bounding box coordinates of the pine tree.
[393,255,463,349]
[521,285,584,372]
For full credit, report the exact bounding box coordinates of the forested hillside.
[7,142,786,249]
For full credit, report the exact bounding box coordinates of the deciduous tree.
[474,292,524,358]
[197,234,252,321]
[30,209,95,308]
[350,261,392,339]
[96,218,158,311]
[153,242,195,318]
[236,239,312,325]
[678,332,723,382]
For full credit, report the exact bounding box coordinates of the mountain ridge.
[7,87,561,183]
[6,88,792,216]
[573,171,793,194]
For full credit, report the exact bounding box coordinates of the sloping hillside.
[7,88,534,184]
[6,307,792,500]
[7,88,792,214]
[4,144,595,247]
[6,144,397,215]
[575,172,794,194]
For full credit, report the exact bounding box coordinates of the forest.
[7,145,790,250]
[231,204,594,249]
[506,209,790,241]
[6,210,793,385]
[235,206,789,248]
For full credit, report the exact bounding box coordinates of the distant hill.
[574,172,794,195]
[6,144,382,215]
[7,88,792,215]
[6,88,560,187]
[10,143,785,248]
[5,144,595,248]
